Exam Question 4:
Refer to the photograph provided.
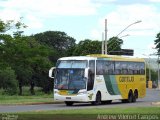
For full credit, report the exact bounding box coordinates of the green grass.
[0,94,53,105]
[0,87,54,105]
[3,107,160,120]
[20,107,160,114]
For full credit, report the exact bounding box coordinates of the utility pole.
[102,20,141,55]
[105,19,107,55]
[149,57,151,81]
[102,32,104,54]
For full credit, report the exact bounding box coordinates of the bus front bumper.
[54,94,88,102]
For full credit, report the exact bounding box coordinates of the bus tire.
[133,90,138,102]
[91,92,101,105]
[65,101,74,106]
[132,94,136,103]
[128,91,133,103]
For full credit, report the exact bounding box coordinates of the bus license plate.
[66,97,71,99]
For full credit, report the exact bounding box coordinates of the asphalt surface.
[0,88,159,113]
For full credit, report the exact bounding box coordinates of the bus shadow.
[71,100,146,107]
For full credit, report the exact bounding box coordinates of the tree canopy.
[73,39,101,56]
[0,19,53,95]
[32,31,76,62]
[72,37,123,56]
[107,37,123,54]
[0,18,124,95]
[154,32,160,53]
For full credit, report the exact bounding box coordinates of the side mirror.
[49,67,56,78]
[85,68,89,78]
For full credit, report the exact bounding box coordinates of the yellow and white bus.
[49,54,146,106]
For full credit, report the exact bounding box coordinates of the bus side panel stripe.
[110,75,121,95]
[104,75,120,95]
[104,75,116,95]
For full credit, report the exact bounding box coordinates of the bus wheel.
[65,101,74,106]
[91,92,101,105]
[132,91,138,102]
[128,91,133,103]
[132,94,136,103]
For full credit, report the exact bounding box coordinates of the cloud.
[90,29,102,40]
[0,0,98,17]
[0,9,21,21]
[0,0,99,33]
[115,0,150,5]
[98,4,160,38]
[92,0,152,5]
[91,0,116,4]
[149,0,160,2]
[25,15,43,29]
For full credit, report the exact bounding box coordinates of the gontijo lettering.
[119,76,134,82]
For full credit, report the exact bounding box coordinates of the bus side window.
[139,62,145,75]
[87,60,95,91]
[115,62,121,74]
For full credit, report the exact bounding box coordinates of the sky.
[0,0,160,58]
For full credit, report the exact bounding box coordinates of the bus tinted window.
[115,62,130,74]
[96,60,114,75]
[97,60,145,75]
[96,60,105,75]
[105,61,115,74]
[115,62,145,75]
[115,62,121,74]
[139,63,145,74]
[128,62,134,75]
[87,60,95,91]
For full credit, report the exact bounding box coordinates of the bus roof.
[58,56,96,61]
[58,54,145,62]
[87,54,145,62]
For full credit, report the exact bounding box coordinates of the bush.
[0,67,18,95]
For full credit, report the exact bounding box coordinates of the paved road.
[0,88,159,113]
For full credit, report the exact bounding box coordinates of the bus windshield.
[57,60,88,68]
[54,69,86,90]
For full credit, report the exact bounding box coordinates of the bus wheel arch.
[91,91,101,105]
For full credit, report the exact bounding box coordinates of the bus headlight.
[78,89,87,95]
[54,89,59,94]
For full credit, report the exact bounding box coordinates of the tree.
[32,31,76,62]
[0,20,19,95]
[0,19,53,95]
[146,67,158,88]
[0,19,6,32]
[72,38,123,56]
[13,36,53,95]
[0,67,18,95]
[73,39,101,56]
[0,34,53,95]
[107,37,123,54]
[154,32,160,53]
